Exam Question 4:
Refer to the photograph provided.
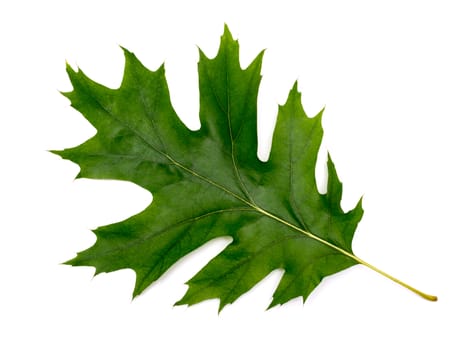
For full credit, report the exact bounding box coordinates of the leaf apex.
[121,46,142,66]
[58,89,72,99]
[62,254,81,267]
[217,300,229,314]
[326,151,334,164]
[132,289,142,300]
[173,297,191,308]
[356,195,364,210]
[65,61,79,77]
[266,299,281,310]
[219,23,239,53]
[48,149,63,158]
[313,107,325,123]
[64,59,73,71]
[173,300,185,307]
[197,46,208,61]
[222,23,233,41]
[119,44,130,53]
[281,81,302,109]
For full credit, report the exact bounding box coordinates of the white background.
[1,0,465,348]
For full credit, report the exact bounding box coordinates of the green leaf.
[55,25,436,310]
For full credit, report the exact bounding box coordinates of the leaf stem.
[253,206,437,302]
[352,256,438,301]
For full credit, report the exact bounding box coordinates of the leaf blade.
[57,25,368,310]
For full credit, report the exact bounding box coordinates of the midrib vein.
[165,153,356,261]
[160,151,437,302]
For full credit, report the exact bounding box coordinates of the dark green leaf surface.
[56,26,364,310]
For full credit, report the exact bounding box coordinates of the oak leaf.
[55,26,436,310]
